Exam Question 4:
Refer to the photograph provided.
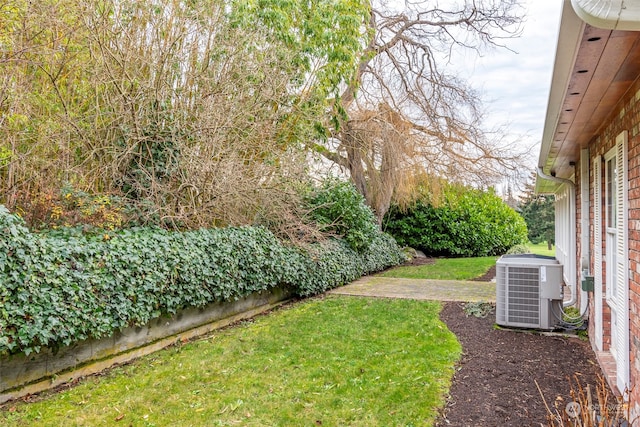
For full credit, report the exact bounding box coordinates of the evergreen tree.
[518,172,555,250]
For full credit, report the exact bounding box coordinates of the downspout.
[579,149,590,315]
[537,166,578,307]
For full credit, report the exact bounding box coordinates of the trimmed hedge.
[384,187,528,257]
[0,205,403,356]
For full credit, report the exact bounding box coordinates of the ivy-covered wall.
[0,205,404,357]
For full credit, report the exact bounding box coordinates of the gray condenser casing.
[495,254,564,330]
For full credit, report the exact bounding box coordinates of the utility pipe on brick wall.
[537,166,578,307]
[579,150,590,315]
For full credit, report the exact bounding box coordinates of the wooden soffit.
[537,1,640,193]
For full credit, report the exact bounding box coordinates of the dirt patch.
[472,264,496,282]
[436,302,608,426]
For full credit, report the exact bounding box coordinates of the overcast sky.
[449,0,565,176]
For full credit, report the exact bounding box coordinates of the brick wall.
[587,79,640,418]
[627,92,640,420]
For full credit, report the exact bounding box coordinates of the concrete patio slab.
[328,276,495,302]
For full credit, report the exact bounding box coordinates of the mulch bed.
[390,256,610,425]
[436,302,609,426]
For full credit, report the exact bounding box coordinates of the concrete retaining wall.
[0,286,294,404]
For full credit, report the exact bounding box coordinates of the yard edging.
[0,285,294,404]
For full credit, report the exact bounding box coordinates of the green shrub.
[0,205,32,273]
[506,244,531,255]
[0,205,403,356]
[462,301,494,318]
[304,179,378,252]
[293,232,405,297]
[384,186,528,257]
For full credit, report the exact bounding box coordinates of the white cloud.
[458,0,564,147]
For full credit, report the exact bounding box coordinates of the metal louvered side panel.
[496,264,541,328]
[496,264,507,324]
[505,267,540,326]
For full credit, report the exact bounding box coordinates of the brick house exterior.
[536,0,640,421]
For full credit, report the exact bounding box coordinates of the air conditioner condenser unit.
[495,254,564,330]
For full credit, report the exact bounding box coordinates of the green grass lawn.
[379,256,497,280]
[380,242,556,281]
[1,297,461,427]
[527,241,555,257]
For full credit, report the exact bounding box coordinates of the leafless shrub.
[538,375,636,427]
[1,0,317,233]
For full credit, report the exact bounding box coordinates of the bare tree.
[2,0,528,230]
[0,0,325,234]
[0,0,91,210]
[317,0,527,222]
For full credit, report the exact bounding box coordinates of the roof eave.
[536,0,584,193]
[536,0,640,194]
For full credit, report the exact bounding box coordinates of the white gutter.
[536,167,574,194]
[571,0,640,30]
[537,167,578,308]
